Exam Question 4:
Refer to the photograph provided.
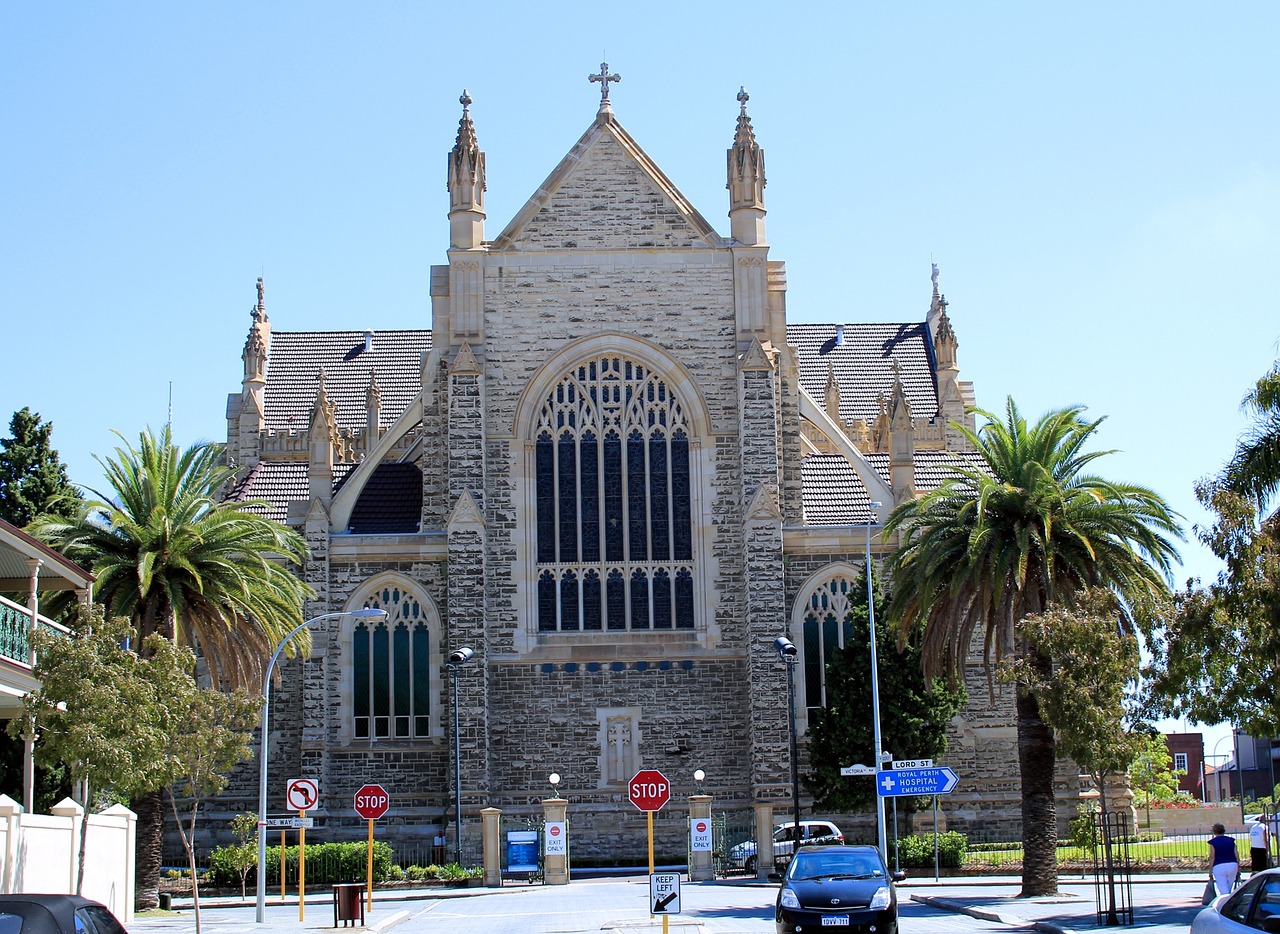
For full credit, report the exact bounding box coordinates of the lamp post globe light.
[866,500,888,862]
[549,772,562,797]
[256,607,388,924]
[446,646,475,866]
[774,635,801,848]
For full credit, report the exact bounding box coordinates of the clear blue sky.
[3,3,1276,749]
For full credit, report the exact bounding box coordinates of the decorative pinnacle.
[733,86,758,150]
[453,88,478,153]
[252,276,267,323]
[460,89,472,111]
[738,86,749,110]
[589,62,621,112]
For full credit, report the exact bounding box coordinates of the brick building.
[213,77,1070,862]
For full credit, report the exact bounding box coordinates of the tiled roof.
[227,461,356,522]
[263,330,432,431]
[800,450,989,526]
[787,322,937,424]
[345,463,423,534]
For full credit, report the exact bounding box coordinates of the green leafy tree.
[223,813,260,898]
[883,398,1181,896]
[1223,361,1280,515]
[1001,589,1146,818]
[11,609,175,894]
[806,566,966,812]
[26,425,312,909]
[1129,731,1184,826]
[0,408,82,528]
[154,643,261,934]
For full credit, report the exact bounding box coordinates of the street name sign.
[840,764,878,776]
[876,767,958,797]
[628,769,671,812]
[265,817,314,829]
[892,758,934,770]
[650,872,681,914]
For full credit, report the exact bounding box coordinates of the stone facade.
[208,80,1089,864]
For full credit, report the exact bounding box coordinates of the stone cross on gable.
[589,62,621,108]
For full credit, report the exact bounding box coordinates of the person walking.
[1210,823,1241,897]
[1249,815,1271,874]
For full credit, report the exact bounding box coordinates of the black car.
[771,844,903,934]
[0,895,128,934]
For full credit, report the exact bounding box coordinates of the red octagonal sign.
[354,783,390,820]
[628,769,671,812]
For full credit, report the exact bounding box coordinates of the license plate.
[821,917,850,927]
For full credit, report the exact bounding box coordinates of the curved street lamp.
[866,501,888,862]
[446,646,475,865]
[255,607,388,924]
[774,635,801,850]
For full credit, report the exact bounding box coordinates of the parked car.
[0,894,128,934]
[770,844,904,934]
[728,820,844,873]
[1192,866,1280,934]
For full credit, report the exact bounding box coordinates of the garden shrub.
[893,831,966,868]
[207,841,395,886]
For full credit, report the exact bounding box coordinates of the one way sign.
[650,872,681,914]
[876,767,959,797]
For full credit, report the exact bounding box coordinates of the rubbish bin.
[157,893,172,911]
[332,883,364,927]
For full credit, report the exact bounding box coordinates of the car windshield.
[792,856,882,880]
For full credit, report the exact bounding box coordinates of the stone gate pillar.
[481,807,502,887]
[689,794,714,881]
[753,801,775,879]
[542,797,569,885]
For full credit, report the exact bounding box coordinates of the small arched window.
[800,574,858,712]
[353,584,433,739]
[533,356,695,632]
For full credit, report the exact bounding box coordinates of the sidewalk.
[905,873,1207,934]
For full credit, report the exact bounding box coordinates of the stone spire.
[236,277,271,466]
[308,370,337,508]
[447,89,486,249]
[365,369,382,451]
[727,87,767,245]
[886,362,917,502]
[933,293,958,373]
[824,362,842,425]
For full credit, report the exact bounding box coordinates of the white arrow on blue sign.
[875,767,959,797]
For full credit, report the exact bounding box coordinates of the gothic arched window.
[353,584,433,739]
[534,356,695,632]
[800,574,858,711]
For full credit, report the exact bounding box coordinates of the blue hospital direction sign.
[876,767,959,797]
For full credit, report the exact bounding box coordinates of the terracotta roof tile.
[227,461,356,522]
[345,463,424,534]
[264,330,432,431]
[800,450,988,526]
[787,322,937,424]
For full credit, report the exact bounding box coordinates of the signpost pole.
[366,818,374,911]
[279,829,285,902]
[298,809,306,922]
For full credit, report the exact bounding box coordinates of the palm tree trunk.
[134,788,164,910]
[1017,653,1059,897]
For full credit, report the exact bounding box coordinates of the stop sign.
[354,783,390,820]
[628,769,671,812]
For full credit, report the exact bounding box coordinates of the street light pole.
[255,608,387,924]
[866,500,888,863]
[775,635,801,849]
[446,646,475,866]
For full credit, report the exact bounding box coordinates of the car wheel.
[746,855,756,874]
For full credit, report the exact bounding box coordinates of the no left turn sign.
[286,777,318,811]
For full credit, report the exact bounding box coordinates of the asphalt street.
[127,873,1211,934]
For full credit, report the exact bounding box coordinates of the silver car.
[728,820,844,873]
[1191,866,1280,934]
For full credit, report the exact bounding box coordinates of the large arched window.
[534,356,695,632]
[799,573,858,713]
[353,583,435,740]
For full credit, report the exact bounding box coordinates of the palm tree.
[883,398,1180,896]
[29,426,312,908]
[1224,361,1280,514]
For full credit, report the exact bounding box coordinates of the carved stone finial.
[460,88,472,111]
[737,86,749,109]
[589,62,621,113]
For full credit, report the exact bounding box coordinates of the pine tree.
[0,408,82,527]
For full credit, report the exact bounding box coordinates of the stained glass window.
[799,575,858,711]
[353,586,434,739]
[533,356,696,632]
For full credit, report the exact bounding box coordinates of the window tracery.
[534,356,695,632]
[800,573,858,711]
[353,584,435,740]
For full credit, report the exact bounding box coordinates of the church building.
[220,70,1048,862]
